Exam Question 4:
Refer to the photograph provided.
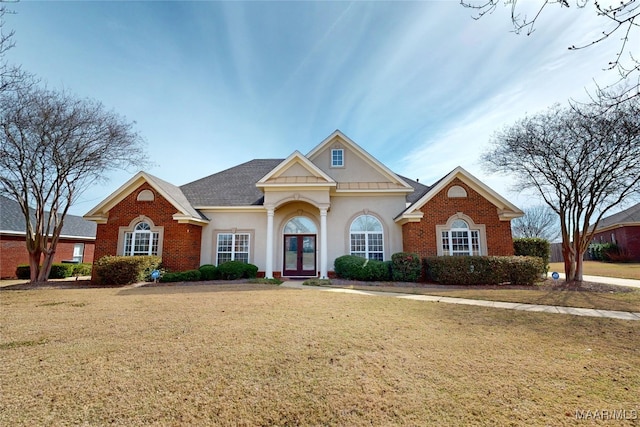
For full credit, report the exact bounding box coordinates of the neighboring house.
[590,202,640,261]
[84,131,523,279]
[0,195,96,278]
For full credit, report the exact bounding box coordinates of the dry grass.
[1,284,639,426]
[548,261,640,280]
[329,282,640,312]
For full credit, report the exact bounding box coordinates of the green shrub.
[514,238,550,272]
[15,265,30,280]
[217,261,258,280]
[424,256,543,286]
[72,263,92,276]
[93,255,162,285]
[15,263,83,280]
[48,263,75,279]
[198,264,219,280]
[333,255,391,281]
[391,252,421,282]
[160,269,201,283]
[588,243,620,262]
[509,257,545,285]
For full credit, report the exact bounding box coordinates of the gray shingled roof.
[142,172,208,220]
[594,202,640,231]
[0,195,96,237]
[398,175,431,204]
[180,160,429,208]
[181,159,284,206]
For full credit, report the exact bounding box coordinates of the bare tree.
[512,205,560,241]
[482,97,640,282]
[0,80,146,282]
[461,0,639,106]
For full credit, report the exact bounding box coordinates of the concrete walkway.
[280,281,640,321]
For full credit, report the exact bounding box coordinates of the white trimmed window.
[441,219,481,256]
[217,233,250,264]
[72,243,85,262]
[331,149,344,167]
[350,215,384,261]
[124,222,159,256]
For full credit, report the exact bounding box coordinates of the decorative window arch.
[436,214,486,256]
[350,214,384,260]
[118,217,163,257]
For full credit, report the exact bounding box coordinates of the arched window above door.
[284,216,317,234]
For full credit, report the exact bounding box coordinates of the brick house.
[590,202,640,261]
[84,131,523,278]
[0,195,96,279]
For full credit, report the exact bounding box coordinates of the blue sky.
[6,1,621,215]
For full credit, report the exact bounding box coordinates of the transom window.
[331,149,344,167]
[350,214,384,261]
[284,216,317,234]
[124,222,159,256]
[217,233,250,264]
[441,219,481,256]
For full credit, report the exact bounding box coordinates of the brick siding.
[93,182,202,273]
[0,235,95,279]
[402,178,514,258]
[591,225,640,261]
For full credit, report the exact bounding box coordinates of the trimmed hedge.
[72,263,93,276]
[93,255,162,285]
[333,255,391,281]
[217,261,259,280]
[15,263,92,280]
[514,238,550,272]
[160,269,201,283]
[391,252,421,282]
[198,264,219,280]
[424,256,544,286]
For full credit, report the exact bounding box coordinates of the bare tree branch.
[461,0,640,106]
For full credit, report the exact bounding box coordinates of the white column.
[265,207,274,279]
[320,207,328,279]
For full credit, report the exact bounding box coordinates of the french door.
[283,234,316,276]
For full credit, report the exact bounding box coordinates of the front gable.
[396,167,523,225]
[84,171,207,226]
[306,130,414,194]
[256,151,336,189]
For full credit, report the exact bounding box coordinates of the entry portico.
[257,150,336,278]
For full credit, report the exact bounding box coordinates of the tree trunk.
[28,251,40,282]
[38,251,55,282]
[562,242,577,282]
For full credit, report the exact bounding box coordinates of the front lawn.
[548,261,640,280]
[1,285,638,426]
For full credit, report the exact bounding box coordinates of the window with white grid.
[349,215,384,260]
[217,233,250,265]
[124,222,159,256]
[441,220,481,256]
